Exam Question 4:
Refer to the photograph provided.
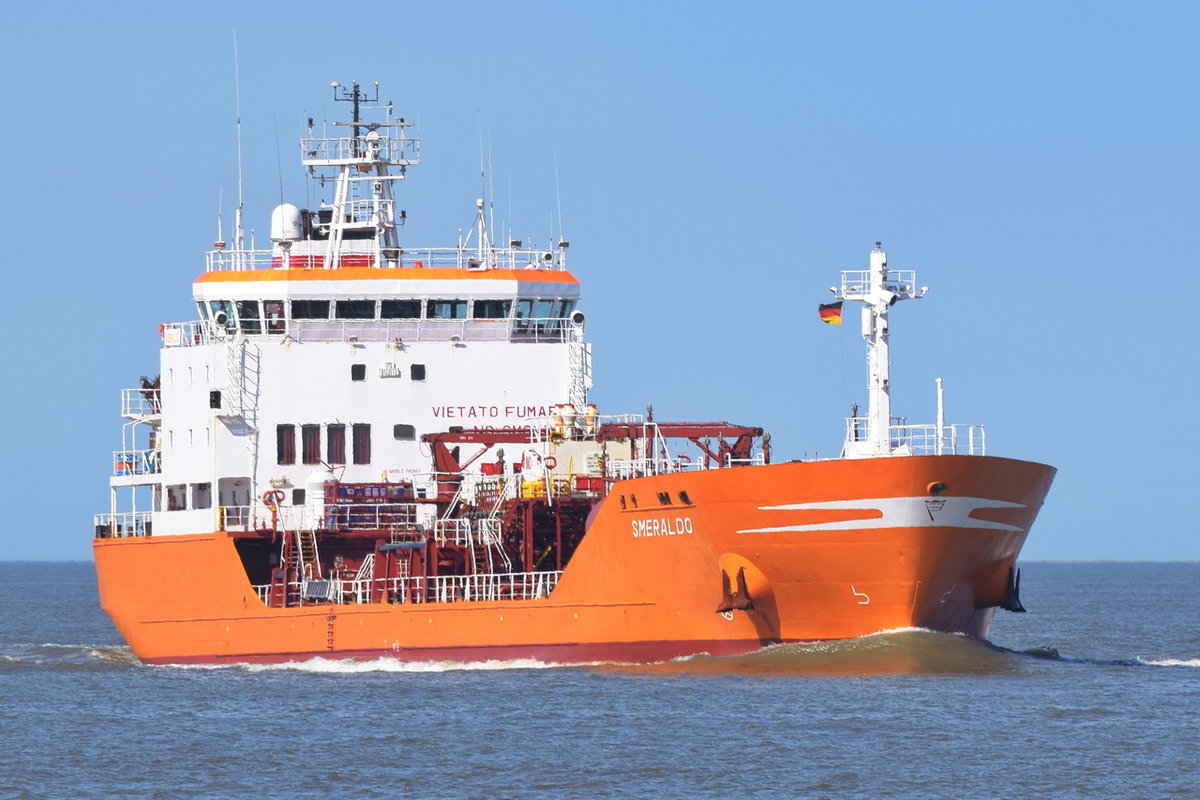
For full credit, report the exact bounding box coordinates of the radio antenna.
[233,30,245,251]
[554,152,564,244]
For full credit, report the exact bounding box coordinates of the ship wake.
[0,642,140,671]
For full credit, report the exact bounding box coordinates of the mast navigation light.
[330,81,340,88]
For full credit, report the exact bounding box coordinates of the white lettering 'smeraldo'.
[631,516,694,538]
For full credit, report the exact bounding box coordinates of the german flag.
[818,301,843,325]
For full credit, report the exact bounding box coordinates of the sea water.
[1,562,1197,799]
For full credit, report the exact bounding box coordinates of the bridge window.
[336,299,376,319]
[513,299,533,333]
[209,300,236,334]
[473,299,512,319]
[427,299,468,319]
[411,364,426,381]
[381,300,422,318]
[236,300,262,335]
[291,300,330,319]
[351,364,366,381]
[533,299,556,334]
[264,300,285,333]
[393,424,416,440]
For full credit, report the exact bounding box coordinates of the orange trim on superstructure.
[194,268,580,285]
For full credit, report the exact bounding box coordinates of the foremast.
[837,243,927,457]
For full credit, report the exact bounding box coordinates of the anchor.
[1000,566,1026,613]
[716,567,754,613]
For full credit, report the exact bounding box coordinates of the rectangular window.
[426,299,468,319]
[264,300,286,333]
[236,300,262,335]
[534,298,555,334]
[192,483,212,510]
[327,424,346,464]
[291,300,331,319]
[292,488,306,505]
[352,424,371,464]
[301,424,321,465]
[209,300,236,334]
[393,424,416,440]
[336,299,376,319]
[277,424,296,465]
[472,299,512,319]
[513,299,533,333]
[410,364,426,381]
[381,300,422,319]
[351,364,366,381]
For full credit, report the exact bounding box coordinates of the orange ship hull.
[94,454,1054,665]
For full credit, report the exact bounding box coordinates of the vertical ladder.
[567,325,591,409]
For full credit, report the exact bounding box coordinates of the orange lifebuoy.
[544,456,557,470]
[262,490,285,508]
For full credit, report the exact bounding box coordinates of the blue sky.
[1,1,1196,560]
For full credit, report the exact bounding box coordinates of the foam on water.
[165,654,587,673]
[1136,656,1200,668]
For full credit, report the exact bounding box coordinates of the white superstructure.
[101,82,590,539]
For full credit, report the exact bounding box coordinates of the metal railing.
[891,423,986,456]
[327,502,419,531]
[120,388,161,416]
[160,317,576,347]
[253,570,562,606]
[94,511,152,539]
[843,417,987,456]
[159,321,206,348]
[112,449,159,476]
[205,245,567,273]
[301,133,420,164]
[841,269,921,299]
[220,505,253,531]
[434,518,472,546]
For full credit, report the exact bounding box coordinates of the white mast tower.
[838,242,927,457]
